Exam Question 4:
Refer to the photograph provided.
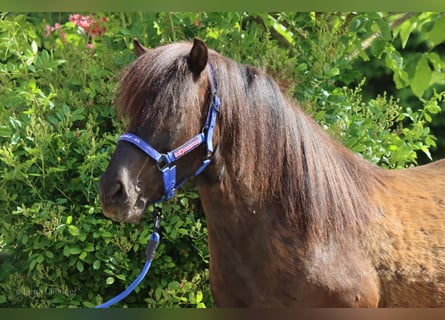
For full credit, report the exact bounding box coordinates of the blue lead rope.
[95,232,160,308]
[95,208,162,308]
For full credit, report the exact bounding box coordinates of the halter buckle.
[156,155,169,172]
[152,205,163,233]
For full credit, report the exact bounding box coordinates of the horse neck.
[199,78,382,244]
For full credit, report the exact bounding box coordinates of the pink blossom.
[45,14,107,49]
[44,24,52,37]
[44,22,61,37]
[60,32,66,43]
[69,14,81,23]
[68,13,107,38]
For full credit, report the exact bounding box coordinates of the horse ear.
[188,38,208,76]
[133,38,148,57]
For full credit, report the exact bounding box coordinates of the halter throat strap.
[118,62,220,202]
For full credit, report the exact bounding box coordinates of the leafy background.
[0,12,444,307]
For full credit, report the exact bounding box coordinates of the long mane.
[208,51,386,243]
[117,41,386,243]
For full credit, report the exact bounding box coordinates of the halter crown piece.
[118,62,221,202]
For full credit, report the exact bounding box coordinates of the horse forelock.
[116,42,204,137]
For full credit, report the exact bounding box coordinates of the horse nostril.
[110,181,124,203]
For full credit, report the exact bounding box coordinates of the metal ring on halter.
[156,155,169,172]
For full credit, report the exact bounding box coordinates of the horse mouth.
[102,196,148,223]
[102,209,143,223]
[128,197,149,222]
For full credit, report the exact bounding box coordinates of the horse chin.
[102,204,146,223]
[101,193,149,223]
[123,211,144,223]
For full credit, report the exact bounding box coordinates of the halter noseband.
[118,63,221,202]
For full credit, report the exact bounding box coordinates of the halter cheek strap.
[118,62,220,202]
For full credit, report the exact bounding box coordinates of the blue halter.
[118,63,221,202]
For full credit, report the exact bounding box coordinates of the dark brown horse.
[99,38,445,307]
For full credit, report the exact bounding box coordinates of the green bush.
[0,13,210,308]
[0,12,443,308]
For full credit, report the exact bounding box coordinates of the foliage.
[0,12,444,308]
[0,13,210,308]
[274,12,444,168]
[348,12,445,160]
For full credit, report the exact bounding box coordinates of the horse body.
[198,150,445,307]
[99,38,445,307]
[198,180,381,307]
[366,160,445,307]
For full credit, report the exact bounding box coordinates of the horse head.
[99,38,219,222]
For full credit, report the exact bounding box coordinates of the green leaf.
[82,301,96,308]
[68,225,80,237]
[425,102,441,114]
[116,274,126,281]
[168,281,180,290]
[29,259,37,272]
[270,18,294,45]
[425,135,437,146]
[84,243,95,252]
[328,67,340,77]
[370,39,386,58]
[398,20,416,49]
[376,18,391,41]
[428,18,445,48]
[388,51,403,70]
[76,260,84,273]
[79,251,87,260]
[411,55,431,98]
[21,234,29,245]
[31,40,38,55]
[93,260,101,270]
[179,197,188,207]
[349,17,363,32]
[63,245,71,257]
[106,277,115,285]
[70,246,82,255]
[36,255,44,264]
[393,69,409,89]
[11,133,20,145]
[55,224,66,233]
[62,104,70,115]
[421,145,432,160]
[155,287,163,300]
[0,126,11,137]
[196,290,203,303]
[426,52,442,70]
[0,295,6,304]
